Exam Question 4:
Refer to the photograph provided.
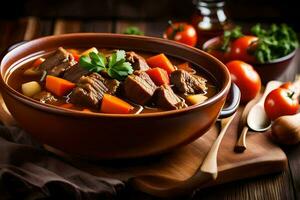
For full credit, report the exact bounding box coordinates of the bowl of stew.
[0,33,239,159]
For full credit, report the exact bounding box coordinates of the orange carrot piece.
[146,53,175,74]
[146,67,170,86]
[60,103,74,109]
[32,58,45,68]
[45,75,75,97]
[68,49,80,62]
[82,108,92,112]
[100,94,134,114]
[177,62,195,73]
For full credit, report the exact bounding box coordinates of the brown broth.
[7,48,218,114]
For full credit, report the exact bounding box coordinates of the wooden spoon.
[234,95,261,153]
[131,113,237,198]
[247,81,282,132]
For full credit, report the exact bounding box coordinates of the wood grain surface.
[0,17,299,200]
[44,108,287,198]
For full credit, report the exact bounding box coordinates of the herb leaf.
[79,55,102,72]
[108,50,133,80]
[122,26,144,35]
[251,23,299,63]
[89,52,107,68]
[79,50,133,81]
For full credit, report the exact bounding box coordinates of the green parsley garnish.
[251,24,299,63]
[122,26,144,35]
[79,50,133,80]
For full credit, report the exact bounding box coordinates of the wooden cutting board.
[45,107,287,196]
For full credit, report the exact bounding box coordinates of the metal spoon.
[131,113,237,198]
[247,81,282,132]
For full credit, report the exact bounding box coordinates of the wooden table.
[0,17,299,200]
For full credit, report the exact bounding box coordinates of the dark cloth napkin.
[0,125,125,200]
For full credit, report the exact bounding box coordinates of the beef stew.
[7,47,217,114]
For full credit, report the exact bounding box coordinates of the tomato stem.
[167,20,184,39]
[288,91,295,99]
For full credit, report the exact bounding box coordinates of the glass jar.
[191,0,232,48]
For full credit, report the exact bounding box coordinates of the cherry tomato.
[230,36,258,63]
[226,60,261,103]
[164,22,197,47]
[264,87,299,121]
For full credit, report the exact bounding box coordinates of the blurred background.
[1,0,299,30]
[1,0,299,75]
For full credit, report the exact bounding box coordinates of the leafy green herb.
[220,26,243,52]
[79,50,133,81]
[80,52,106,72]
[251,24,299,63]
[122,26,144,35]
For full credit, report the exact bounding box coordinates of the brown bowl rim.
[0,33,231,118]
[202,36,297,65]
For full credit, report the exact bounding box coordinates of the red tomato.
[280,82,295,91]
[226,60,261,103]
[264,87,299,120]
[164,22,197,47]
[230,36,258,63]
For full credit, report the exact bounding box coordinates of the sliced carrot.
[68,49,80,62]
[146,53,175,74]
[177,62,195,73]
[45,75,76,97]
[60,103,74,109]
[32,58,45,68]
[146,67,170,86]
[100,94,134,114]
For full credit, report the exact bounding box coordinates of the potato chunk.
[80,47,98,56]
[186,94,208,105]
[21,81,41,97]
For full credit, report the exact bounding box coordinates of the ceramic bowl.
[0,33,240,159]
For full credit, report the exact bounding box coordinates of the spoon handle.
[234,126,248,153]
[200,112,236,179]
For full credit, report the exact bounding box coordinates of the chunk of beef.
[69,73,107,109]
[155,84,187,110]
[33,91,57,104]
[126,51,150,71]
[170,69,207,94]
[69,73,120,109]
[124,71,157,105]
[105,79,120,95]
[63,63,91,83]
[39,47,76,77]
[88,73,120,95]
